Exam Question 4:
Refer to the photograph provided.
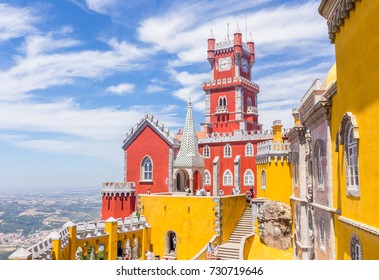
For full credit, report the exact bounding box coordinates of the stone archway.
[165,231,177,256]
[174,170,189,192]
[193,170,203,193]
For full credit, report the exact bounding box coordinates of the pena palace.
[10,0,379,261]
[100,24,276,220]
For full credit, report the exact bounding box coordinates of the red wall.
[101,193,136,220]
[200,141,258,196]
[126,125,171,195]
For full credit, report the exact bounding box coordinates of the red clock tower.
[202,25,261,134]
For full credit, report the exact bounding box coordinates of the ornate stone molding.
[338,216,379,236]
[322,0,362,43]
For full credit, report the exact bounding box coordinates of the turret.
[233,23,242,60]
[207,30,215,66]
[247,32,255,67]
[272,120,283,143]
[292,108,300,126]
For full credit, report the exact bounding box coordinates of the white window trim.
[204,170,211,186]
[244,169,254,186]
[339,112,360,197]
[316,144,324,190]
[140,156,153,182]
[223,169,233,186]
[203,145,210,158]
[261,170,266,190]
[245,142,254,157]
[224,144,232,158]
[320,218,326,253]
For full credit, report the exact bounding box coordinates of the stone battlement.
[198,129,273,144]
[256,140,290,164]
[203,76,259,92]
[9,214,149,260]
[102,182,136,193]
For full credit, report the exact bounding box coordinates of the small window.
[314,141,324,189]
[141,156,153,181]
[245,142,254,157]
[204,170,211,185]
[203,145,210,158]
[350,234,362,260]
[320,218,325,252]
[244,169,254,186]
[223,170,233,186]
[261,170,266,190]
[224,144,232,158]
[345,126,359,194]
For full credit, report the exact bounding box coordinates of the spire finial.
[209,29,214,39]
[248,32,254,43]
[227,23,230,40]
[235,22,241,34]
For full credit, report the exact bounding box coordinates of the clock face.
[218,57,232,71]
[241,58,249,73]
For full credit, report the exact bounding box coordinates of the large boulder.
[257,200,292,250]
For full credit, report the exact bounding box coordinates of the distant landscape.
[0,187,101,260]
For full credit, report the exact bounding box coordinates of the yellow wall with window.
[257,159,291,205]
[327,0,379,259]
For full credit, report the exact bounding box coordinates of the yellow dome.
[322,63,337,89]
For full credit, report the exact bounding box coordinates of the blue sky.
[0,0,334,191]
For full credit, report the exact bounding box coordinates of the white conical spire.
[173,100,204,168]
[209,29,215,39]
[235,22,241,34]
[247,32,254,43]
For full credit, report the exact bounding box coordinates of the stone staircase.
[213,207,253,260]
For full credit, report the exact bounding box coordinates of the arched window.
[204,170,211,185]
[223,96,227,107]
[245,142,254,157]
[339,113,359,196]
[261,170,266,190]
[224,144,232,158]
[244,169,254,186]
[350,234,362,260]
[314,141,324,189]
[141,156,153,181]
[346,126,359,193]
[203,145,210,158]
[223,170,233,186]
[320,217,325,252]
[247,97,252,107]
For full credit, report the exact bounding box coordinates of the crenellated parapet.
[199,129,273,144]
[203,76,259,92]
[9,214,150,260]
[256,140,291,164]
[102,182,136,194]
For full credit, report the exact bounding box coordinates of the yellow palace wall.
[330,0,379,259]
[139,194,247,260]
[257,159,292,205]
[139,194,218,260]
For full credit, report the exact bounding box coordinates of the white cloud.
[84,0,117,14]
[106,83,135,95]
[0,3,39,42]
[146,85,166,94]
[0,36,146,101]
[0,98,181,159]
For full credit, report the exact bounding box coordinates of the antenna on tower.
[245,13,248,42]
[227,23,230,41]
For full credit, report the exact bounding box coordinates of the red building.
[101,25,276,220]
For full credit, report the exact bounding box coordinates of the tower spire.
[173,102,204,168]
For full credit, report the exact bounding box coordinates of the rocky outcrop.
[257,201,292,250]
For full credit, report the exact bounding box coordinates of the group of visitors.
[206,242,220,260]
